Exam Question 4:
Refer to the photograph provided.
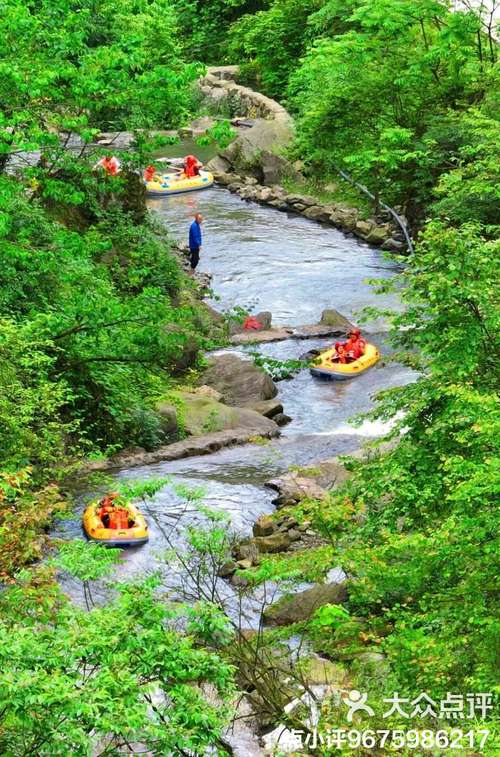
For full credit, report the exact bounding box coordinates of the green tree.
[173,0,269,62]
[287,0,498,222]
[228,0,320,98]
[0,558,235,755]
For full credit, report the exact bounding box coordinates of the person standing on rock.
[188,212,203,273]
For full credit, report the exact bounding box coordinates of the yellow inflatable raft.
[145,170,214,196]
[83,501,149,547]
[310,342,380,380]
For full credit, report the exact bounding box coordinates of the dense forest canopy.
[0,0,499,753]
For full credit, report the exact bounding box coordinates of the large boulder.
[247,398,283,418]
[260,151,300,185]
[160,391,279,437]
[206,155,232,176]
[156,404,178,438]
[220,118,293,176]
[263,582,348,626]
[200,353,277,406]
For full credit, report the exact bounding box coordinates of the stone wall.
[198,66,292,126]
[200,67,406,251]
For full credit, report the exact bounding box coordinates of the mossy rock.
[166,392,239,436]
[157,390,279,438]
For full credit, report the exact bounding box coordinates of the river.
[56,186,415,616]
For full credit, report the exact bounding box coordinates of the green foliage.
[310,603,350,632]
[118,476,172,502]
[288,0,499,219]
[0,321,72,472]
[52,540,123,582]
[249,351,305,380]
[219,0,499,225]
[0,0,220,471]
[0,471,68,577]
[173,0,269,62]
[0,0,201,143]
[305,216,500,698]
[0,564,234,755]
[196,119,237,149]
[228,0,319,98]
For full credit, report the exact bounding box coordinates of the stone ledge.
[84,424,280,472]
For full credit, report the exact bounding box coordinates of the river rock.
[255,186,274,202]
[268,198,288,210]
[220,118,293,176]
[230,327,294,345]
[330,205,359,230]
[218,560,237,578]
[354,220,374,239]
[247,398,283,418]
[231,573,250,588]
[236,558,253,570]
[255,532,291,554]
[320,308,355,332]
[200,353,277,406]
[254,310,272,329]
[162,391,278,438]
[212,171,242,185]
[263,582,348,626]
[88,424,281,472]
[273,413,292,427]
[285,194,317,207]
[253,515,276,537]
[366,225,391,245]
[265,473,328,506]
[193,385,224,402]
[261,151,299,185]
[382,237,405,252]
[157,403,178,437]
[233,540,260,563]
[303,205,327,221]
[189,115,216,136]
[206,155,232,176]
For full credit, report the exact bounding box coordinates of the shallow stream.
[57,186,415,615]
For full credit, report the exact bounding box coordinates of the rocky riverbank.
[217,445,393,753]
[85,306,357,472]
[200,66,408,252]
[212,172,406,252]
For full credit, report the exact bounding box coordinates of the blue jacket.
[189,220,202,250]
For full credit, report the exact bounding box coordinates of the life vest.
[99,156,121,176]
[144,165,156,182]
[345,336,366,360]
[184,155,199,178]
[108,509,129,529]
[243,316,263,330]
